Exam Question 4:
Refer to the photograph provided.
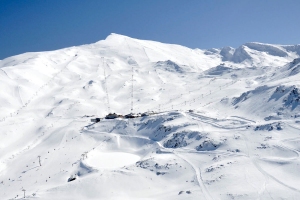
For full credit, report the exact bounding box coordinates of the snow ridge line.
[17,86,24,106]
[0,57,77,123]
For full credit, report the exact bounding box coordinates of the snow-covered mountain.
[1,33,300,199]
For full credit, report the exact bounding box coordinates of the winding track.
[87,126,215,200]
[155,140,214,200]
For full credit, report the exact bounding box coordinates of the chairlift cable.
[125,38,135,113]
[131,62,134,113]
[102,57,111,113]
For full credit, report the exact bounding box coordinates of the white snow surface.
[1,33,300,199]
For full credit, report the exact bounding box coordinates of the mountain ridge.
[1,34,300,199]
[2,33,300,67]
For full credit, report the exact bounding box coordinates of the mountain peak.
[104,33,132,42]
[2,33,300,199]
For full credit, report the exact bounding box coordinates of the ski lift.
[141,111,155,117]
[105,113,119,119]
[125,113,135,118]
[141,112,150,117]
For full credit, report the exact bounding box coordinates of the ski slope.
[1,34,300,199]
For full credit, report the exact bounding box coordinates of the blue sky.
[1,0,300,59]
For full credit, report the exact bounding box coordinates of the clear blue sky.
[1,0,300,59]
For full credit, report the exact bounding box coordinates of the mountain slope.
[1,34,300,199]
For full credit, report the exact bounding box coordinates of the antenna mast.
[131,61,134,113]
[125,38,135,114]
[102,57,111,113]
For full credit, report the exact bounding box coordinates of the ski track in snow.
[154,138,214,200]
[0,68,12,79]
[253,158,300,193]
[175,152,214,200]
[243,131,300,197]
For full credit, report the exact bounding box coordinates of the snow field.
[1,34,300,199]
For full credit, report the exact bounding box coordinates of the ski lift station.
[90,56,157,123]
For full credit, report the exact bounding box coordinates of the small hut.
[91,118,101,123]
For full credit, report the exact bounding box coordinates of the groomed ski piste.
[1,34,300,199]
